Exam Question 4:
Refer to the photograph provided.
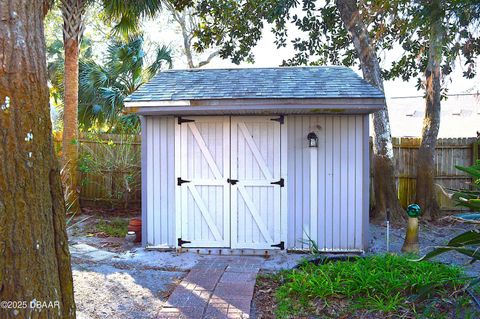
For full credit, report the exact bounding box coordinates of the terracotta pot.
[127,218,142,242]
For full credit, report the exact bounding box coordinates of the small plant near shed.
[95,218,129,237]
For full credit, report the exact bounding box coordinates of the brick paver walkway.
[158,256,264,319]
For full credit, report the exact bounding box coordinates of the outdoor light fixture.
[307,132,318,148]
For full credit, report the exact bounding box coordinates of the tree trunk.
[416,3,443,221]
[335,0,405,223]
[165,1,220,69]
[0,1,76,318]
[61,0,86,213]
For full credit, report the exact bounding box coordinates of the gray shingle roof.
[125,66,384,102]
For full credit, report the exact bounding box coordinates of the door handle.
[227,178,239,185]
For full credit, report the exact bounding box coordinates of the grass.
[95,218,129,237]
[272,254,469,318]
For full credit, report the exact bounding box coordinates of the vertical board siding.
[144,116,176,247]
[287,115,367,251]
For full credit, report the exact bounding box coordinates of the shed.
[124,66,384,253]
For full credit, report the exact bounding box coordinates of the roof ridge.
[162,65,351,72]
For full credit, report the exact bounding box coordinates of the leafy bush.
[452,160,480,211]
[79,133,140,208]
[275,254,466,318]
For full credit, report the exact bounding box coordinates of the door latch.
[227,178,239,185]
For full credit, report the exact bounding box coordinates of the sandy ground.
[68,214,304,318]
[69,214,480,318]
[368,221,480,276]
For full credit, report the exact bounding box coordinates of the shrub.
[275,254,466,318]
[78,133,140,208]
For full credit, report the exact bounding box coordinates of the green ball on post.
[401,204,421,253]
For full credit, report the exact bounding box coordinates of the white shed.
[124,66,384,253]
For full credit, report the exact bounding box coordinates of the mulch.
[252,273,281,319]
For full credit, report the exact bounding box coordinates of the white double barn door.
[177,116,283,249]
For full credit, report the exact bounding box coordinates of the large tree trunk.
[416,3,443,221]
[61,0,86,213]
[0,1,76,318]
[335,0,405,223]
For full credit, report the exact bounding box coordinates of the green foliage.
[96,218,129,237]
[80,37,171,132]
[79,134,141,208]
[418,229,480,263]
[45,2,172,133]
[78,36,171,132]
[171,0,480,88]
[452,160,480,211]
[101,0,162,39]
[47,35,172,133]
[275,254,466,318]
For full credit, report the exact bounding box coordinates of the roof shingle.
[125,66,384,102]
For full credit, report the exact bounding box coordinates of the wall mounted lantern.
[307,132,318,148]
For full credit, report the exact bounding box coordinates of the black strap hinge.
[270,115,284,124]
[177,177,190,186]
[227,178,239,185]
[178,117,194,125]
[270,178,284,187]
[178,238,191,247]
[271,241,285,250]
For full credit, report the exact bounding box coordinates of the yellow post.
[401,217,419,253]
[401,204,421,254]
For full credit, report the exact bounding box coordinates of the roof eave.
[124,97,384,115]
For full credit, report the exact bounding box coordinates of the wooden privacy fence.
[55,134,479,211]
[78,133,142,208]
[386,137,479,212]
[54,133,142,208]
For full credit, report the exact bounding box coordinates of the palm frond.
[102,0,162,39]
[146,45,173,79]
[77,36,166,132]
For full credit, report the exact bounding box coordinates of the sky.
[143,12,480,99]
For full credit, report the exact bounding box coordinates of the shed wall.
[142,116,176,247]
[286,115,369,251]
[142,114,369,251]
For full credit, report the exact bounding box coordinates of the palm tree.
[60,0,88,213]
[59,0,163,211]
[78,37,172,132]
